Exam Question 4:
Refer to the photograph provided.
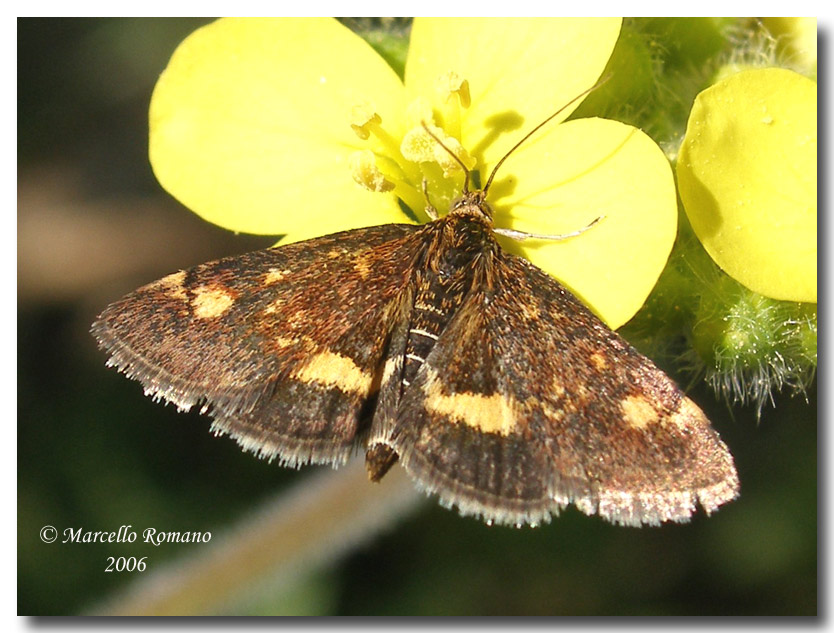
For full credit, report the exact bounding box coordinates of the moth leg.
[493,215,604,242]
[422,179,439,220]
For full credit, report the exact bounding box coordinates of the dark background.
[17,18,817,615]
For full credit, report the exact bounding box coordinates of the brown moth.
[92,90,739,528]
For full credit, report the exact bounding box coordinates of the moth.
[93,99,739,528]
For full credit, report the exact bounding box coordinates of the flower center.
[347,72,477,220]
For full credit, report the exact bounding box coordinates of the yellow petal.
[150,17,410,236]
[405,18,622,170]
[677,68,817,302]
[492,118,677,329]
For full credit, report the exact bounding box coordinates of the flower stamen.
[434,71,470,139]
[349,103,382,140]
[349,150,395,193]
[401,124,476,178]
[349,103,409,171]
[435,71,471,108]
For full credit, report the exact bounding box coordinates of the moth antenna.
[421,122,470,193]
[483,73,613,195]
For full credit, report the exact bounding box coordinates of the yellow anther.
[401,126,439,163]
[349,150,395,192]
[349,103,382,140]
[400,124,476,178]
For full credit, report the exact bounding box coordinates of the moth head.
[449,190,492,221]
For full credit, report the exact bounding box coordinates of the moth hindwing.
[93,191,739,528]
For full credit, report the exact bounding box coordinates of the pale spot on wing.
[589,351,608,370]
[353,254,373,279]
[152,270,187,301]
[264,268,291,284]
[292,351,373,395]
[423,369,517,435]
[620,394,659,429]
[551,380,566,399]
[191,285,235,319]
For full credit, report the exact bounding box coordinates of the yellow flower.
[763,17,817,75]
[150,18,677,328]
[677,68,817,303]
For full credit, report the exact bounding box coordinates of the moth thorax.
[429,217,491,281]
